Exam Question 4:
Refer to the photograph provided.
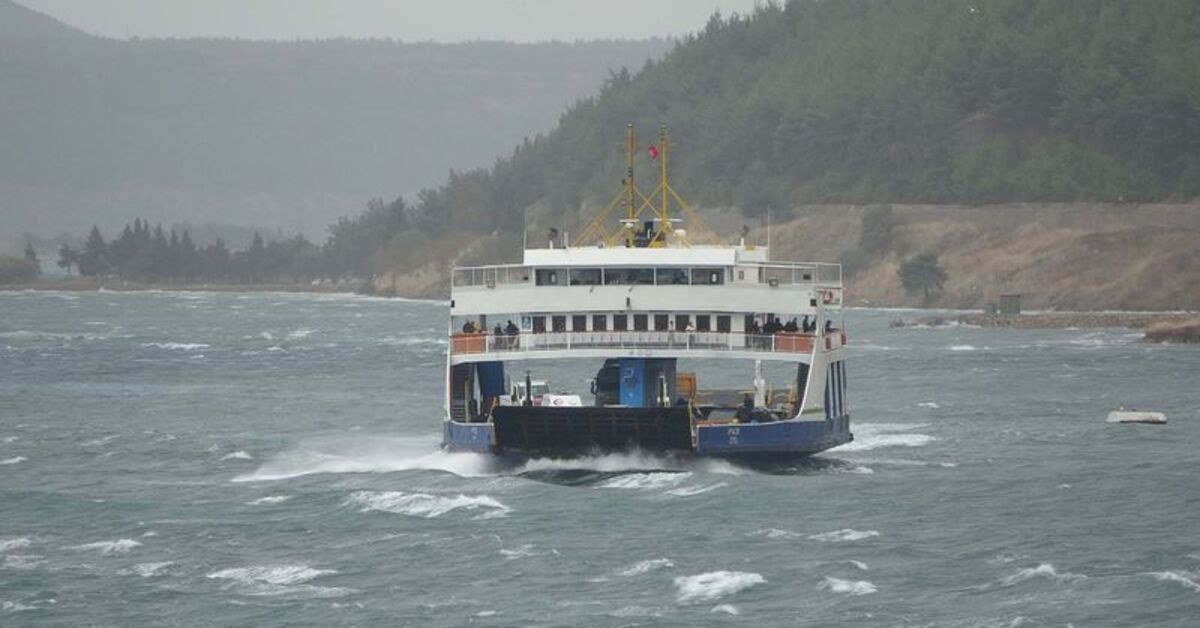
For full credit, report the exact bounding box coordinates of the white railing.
[449,330,848,357]
[451,261,842,288]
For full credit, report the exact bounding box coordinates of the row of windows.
[528,313,733,333]
[534,267,725,287]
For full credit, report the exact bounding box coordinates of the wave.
[347,490,509,519]
[0,457,26,465]
[518,450,743,476]
[598,472,691,491]
[220,451,253,461]
[499,544,538,560]
[710,604,740,615]
[618,558,675,577]
[233,435,500,482]
[140,342,209,351]
[0,538,33,552]
[287,329,316,339]
[834,433,935,453]
[69,539,142,555]
[1001,563,1086,586]
[246,495,291,506]
[949,344,980,351]
[2,436,17,444]
[128,561,174,578]
[3,555,44,570]
[747,528,802,540]
[809,529,880,542]
[82,435,118,447]
[207,564,350,598]
[1147,571,1200,593]
[674,571,765,604]
[666,482,728,496]
[819,576,877,595]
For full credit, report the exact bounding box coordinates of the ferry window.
[613,314,628,331]
[675,314,690,330]
[552,316,566,332]
[738,270,745,280]
[654,314,669,331]
[532,316,546,333]
[592,315,608,331]
[633,314,648,331]
[717,315,731,333]
[605,268,653,285]
[535,269,561,286]
[569,268,601,285]
[656,268,689,285]
[691,268,724,285]
[696,315,712,331]
[572,315,587,331]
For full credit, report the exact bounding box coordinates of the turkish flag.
[648,144,659,160]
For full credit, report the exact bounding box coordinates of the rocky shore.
[894,311,1200,335]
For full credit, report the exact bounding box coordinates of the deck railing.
[451,261,842,288]
[450,330,848,357]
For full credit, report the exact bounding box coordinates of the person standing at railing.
[505,320,520,349]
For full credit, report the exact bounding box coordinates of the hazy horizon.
[20,0,764,43]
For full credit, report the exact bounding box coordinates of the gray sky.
[23,0,767,42]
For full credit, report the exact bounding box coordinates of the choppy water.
[1,290,1198,626]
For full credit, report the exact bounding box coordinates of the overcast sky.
[23,0,767,42]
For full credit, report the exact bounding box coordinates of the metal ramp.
[492,406,693,456]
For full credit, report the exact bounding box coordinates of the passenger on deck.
[783,318,799,333]
[825,319,833,334]
[505,320,520,348]
[462,321,474,333]
[801,315,811,333]
[736,393,755,423]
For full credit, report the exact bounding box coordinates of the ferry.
[443,125,851,460]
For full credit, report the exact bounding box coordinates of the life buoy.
[552,397,564,406]
[822,289,835,305]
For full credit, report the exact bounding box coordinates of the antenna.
[766,206,772,253]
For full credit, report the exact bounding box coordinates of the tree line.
[53,220,338,284]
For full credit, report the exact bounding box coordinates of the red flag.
[647,144,658,160]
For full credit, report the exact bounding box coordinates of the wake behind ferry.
[443,125,851,460]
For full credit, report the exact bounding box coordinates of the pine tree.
[57,243,76,276]
[77,226,110,277]
[899,252,948,305]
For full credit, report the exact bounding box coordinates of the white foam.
[834,433,935,452]
[819,577,877,595]
[598,472,691,491]
[207,564,350,597]
[82,435,118,447]
[220,451,253,461]
[499,544,538,560]
[2,601,37,612]
[748,528,802,540]
[848,560,869,571]
[233,435,500,482]
[246,495,291,506]
[2,436,18,444]
[710,604,740,615]
[287,329,316,339]
[666,482,728,496]
[949,344,980,351]
[0,457,26,465]
[673,571,765,604]
[129,561,173,577]
[618,558,674,577]
[347,490,510,519]
[1001,563,1086,586]
[917,401,940,409]
[517,450,744,476]
[69,539,142,555]
[141,342,209,351]
[0,538,33,552]
[3,555,44,570]
[809,529,880,542]
[1147,571,1200,593]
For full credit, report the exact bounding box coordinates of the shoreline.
[895,311,1200,331]
[0,280,363,295]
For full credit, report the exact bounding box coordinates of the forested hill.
[0,0,669,240]
[334,0,1200,289]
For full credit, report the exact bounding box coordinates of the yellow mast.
[658,124,671,243]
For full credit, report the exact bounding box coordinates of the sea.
[1,289,1197,627]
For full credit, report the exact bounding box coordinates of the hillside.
[328,0,1200,310]
[0,0,669,241]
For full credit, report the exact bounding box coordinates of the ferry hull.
[442,410,852,459]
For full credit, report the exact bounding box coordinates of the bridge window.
[675,314,690,330]
[604,268,654,285]
[633,314,648,331]
[696,315,711,331]
[717,315,731,333]
[532,316,546,333]
[569,268,601,285]
[552,316,566,332]
[535,269,562,286]
[613,314,628,331]
[654,314,669,331]
[572,315,587,331]
[656,268,689,285]
[691,268,725,285]
[592,314,607,331]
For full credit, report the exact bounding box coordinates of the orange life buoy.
[822,289,834,305]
